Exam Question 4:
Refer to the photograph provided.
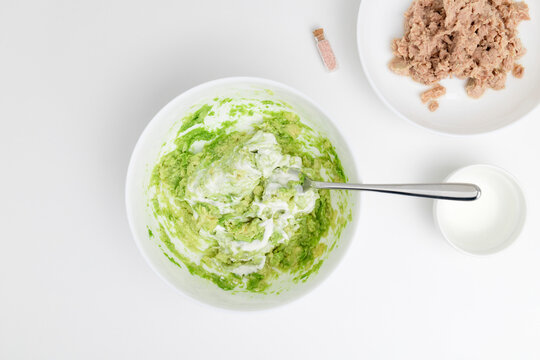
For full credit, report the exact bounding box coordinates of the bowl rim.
[432,164,527,256]
[125,76,361,311]
[356,0,540,137]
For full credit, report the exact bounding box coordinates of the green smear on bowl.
[148,97,351,293]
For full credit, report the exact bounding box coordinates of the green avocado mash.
[149,97,351,292]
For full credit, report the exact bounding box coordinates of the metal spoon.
[290,170,481,201]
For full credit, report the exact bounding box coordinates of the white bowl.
[125,77,360,310]
[357,0,540,135]
[434,165,526,256]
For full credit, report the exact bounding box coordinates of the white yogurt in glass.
[434,165,526,255]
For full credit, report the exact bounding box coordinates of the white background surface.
[1,0,539,359]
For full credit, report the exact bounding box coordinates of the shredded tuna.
[389,57,412,75]
[390,0,530,110]
[421,84,446,103]
[428,101,440,112]
[512,64,524,78]
[466,78,486,98]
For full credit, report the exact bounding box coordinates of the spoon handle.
[309,182,481,201]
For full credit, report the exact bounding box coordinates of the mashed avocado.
[149,97,350,292]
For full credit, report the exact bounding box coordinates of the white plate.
[357,0,540,135]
